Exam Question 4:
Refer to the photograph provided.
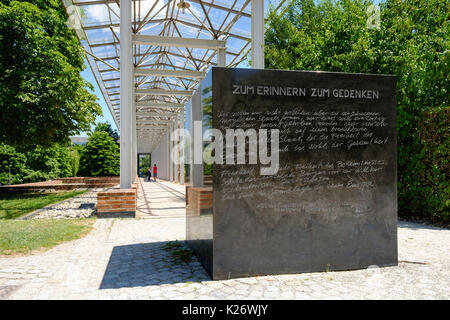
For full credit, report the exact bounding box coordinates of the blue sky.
[81,67,118,132]
[80,0,383,135]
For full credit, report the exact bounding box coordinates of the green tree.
[265,0,449,220]
[24,144,71,181]
[202,86,213,128]
[79,131,120,177]
[0,144,26,185]
[68,147,80,177]
[265,0,378,72]
[71,143,85,155]
[0,0,102,147]
[0,143,74,184]
[139,155,151,175]
[92,122,119,142]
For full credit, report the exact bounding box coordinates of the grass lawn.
[0,219,94,256]
[0,190,88,220]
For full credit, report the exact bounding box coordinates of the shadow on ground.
[99,241,210,289]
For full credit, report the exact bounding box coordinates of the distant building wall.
[70,136,88,145]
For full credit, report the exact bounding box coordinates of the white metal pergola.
[62,0,288,189]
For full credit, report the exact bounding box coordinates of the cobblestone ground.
[0,217,448,300]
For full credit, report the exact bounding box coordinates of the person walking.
[147,167,152,182]
[153,164,158,182]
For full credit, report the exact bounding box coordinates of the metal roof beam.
[83,19,165,30]
[132,35,226,49]
[136,101,184,108]
[99,52,218,67]
[136,126,168,130]
[173,19,250,41]
[136,120,173,125]
[136,112,178,117]
[72,0,251,18]
[187,0,251,18]
[135,89,193,96]
[134,68,206,78]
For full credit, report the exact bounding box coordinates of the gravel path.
[21,189,109,220]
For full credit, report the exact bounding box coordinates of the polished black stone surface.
[187,67,397,280]
[186,70,214,276]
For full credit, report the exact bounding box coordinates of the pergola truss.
[61,0,289,188]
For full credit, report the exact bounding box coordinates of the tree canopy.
[92,122,120,142]
[0,142,76,185]
[0,144,26,185]
[79,131,120,177]
[265,0,449,220]
[0,0,102,148]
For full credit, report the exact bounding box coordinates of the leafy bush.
[204,163,212,175]
[265,0,449,222]
[21,169,51,183]
[24,145,71,181]
[413,107,449,221]
[68,148,80,177]
[0,143,74,185]
[78,131,120,177]
[0,144,26,185]
[92,122,119,143]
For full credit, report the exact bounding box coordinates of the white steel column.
[217,47,226,67]
[173,120,177,182]
[174,117,180,183]
[132,87,137,182]
[120,0,132,189]
[172,121,176,181]
[179,109,185,184]
[190,87,203,187]
[251,0,265,69]
[166,128,170,180]
[169,121,173,181]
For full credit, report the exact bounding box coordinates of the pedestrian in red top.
[153,164,158,182]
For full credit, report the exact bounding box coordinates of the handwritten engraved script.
[215,107,391,216]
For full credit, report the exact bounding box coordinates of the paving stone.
[0,180,449,300]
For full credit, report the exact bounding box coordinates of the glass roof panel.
[62,0,289,141]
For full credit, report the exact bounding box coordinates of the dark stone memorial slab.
[186,67,397,280]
